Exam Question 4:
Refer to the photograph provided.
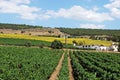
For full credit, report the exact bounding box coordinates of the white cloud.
[0,0,115,22]
[9,0,30,4]
[104,0,120,18]
[0,0,49,20]
[38,14,51,20]
[47,5,113,22]
[80,24,105,29]
[92,6,99,11]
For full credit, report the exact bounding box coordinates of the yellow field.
[0,34,112,46]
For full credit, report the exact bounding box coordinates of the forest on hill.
[58,28,120,37]
[0,23,42,30]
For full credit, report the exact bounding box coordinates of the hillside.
[0,23,119,42]
[0,28,65,37]
[58,28,120,36]
[0,23,66,37]
[0,23,120,37]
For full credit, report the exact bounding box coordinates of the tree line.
[58,28,120,37]
[0,23,42,30]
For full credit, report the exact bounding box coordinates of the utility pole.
[65,34,67,48]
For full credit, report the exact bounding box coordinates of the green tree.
[24,41,32,47]
[78,41,85,45]
[39,43,45,48]
[51,40,63,49]
[72,40,78,45]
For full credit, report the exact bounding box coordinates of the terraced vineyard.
[0,46,63,80]
[70,51,120,80]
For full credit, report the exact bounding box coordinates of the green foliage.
[21,30,25,33]
[0,32,3,34]
[48,30,54,33]
[58,52,69,80]
[0,46,63,80]
[24,41,32,47]
[72,40,78,45]
[107,36,120,42]
[0,23,42,30]
[78,41,85,45]
[70,51,120,80]
[51,40,63,49]
[0,38,51,47]
[39,43,45,48]
[58,28,120,36]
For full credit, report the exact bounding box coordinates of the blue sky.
[0,0,120,29]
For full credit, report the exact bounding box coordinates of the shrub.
[24,41,32,47]
[51,40,63,49]
[39,43,45,48]
[48,30,54,33]
[0,32,3,34]
[72,40,78,45]
[29,33,31,35]
[0,69,3,74]
[21,30,25,33]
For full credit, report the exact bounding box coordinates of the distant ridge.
[58,28,120,36]
[0,23,42,30]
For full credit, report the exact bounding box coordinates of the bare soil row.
[49,51,74,80]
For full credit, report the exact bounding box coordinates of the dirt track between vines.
[68,52,74,80]
[49,53,65,80]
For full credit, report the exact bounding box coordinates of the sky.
[0,0,120,29]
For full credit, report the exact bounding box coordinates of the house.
[96,46,108,51]
[73,43,118,52]
[74,44,99,50]
[109,43,118,52]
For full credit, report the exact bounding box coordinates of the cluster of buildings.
[73,43,118,52]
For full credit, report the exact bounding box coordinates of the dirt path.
[68,51,74,80]
[49,53,65,80]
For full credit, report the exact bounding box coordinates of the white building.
[73,43,118,52]
[110,43,118,52]
[74,44,99,50]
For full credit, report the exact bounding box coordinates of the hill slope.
[58,28,120,36]
[0,23,65,36]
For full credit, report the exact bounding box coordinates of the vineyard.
[70,51,120,80]
[0,46,120,80]
[0,46,63,80]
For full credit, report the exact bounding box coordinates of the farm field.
[0,1,120,80]
[70,51,120,80]
[0,38,73,48]
[0,38,51,47]
[0,34,112,46]
[0,46,63,80]
[0,46,120,80]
